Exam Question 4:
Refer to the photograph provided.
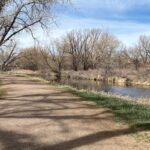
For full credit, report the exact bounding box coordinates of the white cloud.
[73,0,150,12]
[35,16,150,46]
[16,0,150,48]
[16,15,150,48]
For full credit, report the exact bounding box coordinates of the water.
[60,79,150,99]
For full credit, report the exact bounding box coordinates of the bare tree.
[0,0,68,71]
[137,35,150,65]
[0,40,18,71]
[96,32,120,78]
[0,0,67,47]
[123,47,140,71]
[122,35,150,71]
[17,47,43,70]
[0,0,9,12]
[41,42,65,81]
[80,29,101,70]
[115,47,129,69]
[62,29,102,71]
[63,30,82,71]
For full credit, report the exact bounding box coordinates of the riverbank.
[64,87,150,130]
[6,69,150,87]
[63,69,150,87]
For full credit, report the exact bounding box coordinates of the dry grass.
[63,67,150,86]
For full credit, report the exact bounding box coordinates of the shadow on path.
[0,128,137,150]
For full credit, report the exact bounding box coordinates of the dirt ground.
[0,74,149,150]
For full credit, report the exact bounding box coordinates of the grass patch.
[0,76,6,98]
[0,80,6,98]
[0,89,6,98]
[134,132,150,143]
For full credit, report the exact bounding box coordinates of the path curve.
[0,74,149,150]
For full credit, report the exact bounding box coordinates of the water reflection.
[60,79,150,99]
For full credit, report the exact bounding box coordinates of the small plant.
[0,89,6,98]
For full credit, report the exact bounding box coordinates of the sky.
[17,0,150,48]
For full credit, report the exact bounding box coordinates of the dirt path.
[0,74,149,150]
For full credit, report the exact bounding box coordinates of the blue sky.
[18,0,150,48]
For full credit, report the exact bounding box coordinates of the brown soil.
[0,74,149,150]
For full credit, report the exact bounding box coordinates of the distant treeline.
[1,29,150,80]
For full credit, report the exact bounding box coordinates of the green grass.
[0,89,6,98]
[0,82,6,98]
[65,87,150,130]
[0,80,6,98]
